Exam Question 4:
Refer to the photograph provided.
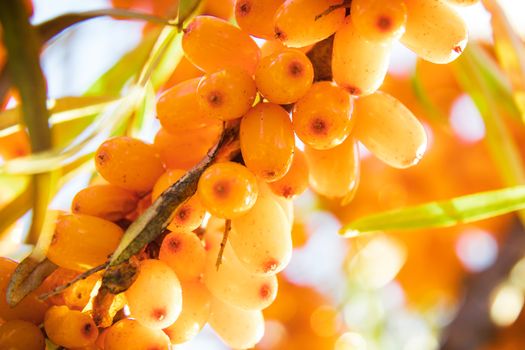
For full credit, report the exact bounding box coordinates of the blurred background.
[2,0,525,349]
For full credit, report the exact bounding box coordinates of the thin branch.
[100,122,240,295]
[216,220,231,270]
[38,262,108,301]
[315,0,351,21]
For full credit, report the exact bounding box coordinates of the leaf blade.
[340,186,525,236]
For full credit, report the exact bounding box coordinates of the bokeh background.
[2,1,525,349]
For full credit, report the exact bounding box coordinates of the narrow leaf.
[341,186,525,236]
[36,9,177,44]
[483,0,525,120]
[178,0,202,24]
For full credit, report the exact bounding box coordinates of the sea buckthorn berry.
[163,281,212,344]
[125,259,183,329]
[0,320,45,350]
[197,68,257,121]
[202,0,235,20]
[351,0,407,42]
[105,319,170,350]
[269,148,309,198]
[353,91,428,168]
[274,0,345,47]
[0,258,50,324]
[163,56,203,89]
[198,161,258,219]
[204,234,278,310]
[44,305,98,348]
[304,136,360,199]
[47,214,124,271]
[95,136,164,193]
[182,15,261,75]
[240,103,295,182]
[157,78,220,132]
[230,185,292,275]
[154,125,222,170]
[152,170,206,231]
[235,0,285,39]
[255,49,314,104]
[292,81,354,150]
[71,184,138,222]
[209,297,264,349]
[401,0,468,64]
[332,17,391,96]
[159,231,206,281]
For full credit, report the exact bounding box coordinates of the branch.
[101,122,240,294]
[440,217,525,349]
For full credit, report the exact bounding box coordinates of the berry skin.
[255,49,314,105]
[95,136,164,193]
[182,15,261,75]
[197,68,257,121]
[240,103,295,182]
[292,81,354,150]
[198,162,258,219]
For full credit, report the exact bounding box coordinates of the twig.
[216,220,232,270]
[38,262,109,301]
[315,0,351,21]
[99,122,240,295]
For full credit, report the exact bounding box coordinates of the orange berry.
[351,0,407,42]
[197,68,257,121]
[163,56,203,89]
[153,125,222,170]
[353,91,427,168]
[292,81,354,150]
[95,137,164,193]
[159,231,206,281]
[268,149,309,198]
[0,320,45,350]
[304,136,360,199]
[240,103,295,181]
[105,319,170,350]
[0,258,49,324]
[182,15,261,75]
[157,78,220,132]
[401,0,468,64]
[274,0,345,47]
[255,49,314,104]
[125,260,182,329]
[163,281,211,344]
[235,0,285,39]
[44,305,98,348]
[201,0,235,19]
[198,161,258,219]
[47,214,124,271]
[72,184,138,222]
[332,17,391,96]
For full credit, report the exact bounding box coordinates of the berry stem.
[216,219,232,270]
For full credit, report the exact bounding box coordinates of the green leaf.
[340,186,525,236]
[178,0,202,24]
[0,96,118,137]
[483,0,525,120]
[452,44,525,225]
[36,9,176,43]
[85,32,157,96]
[0,1,51,152]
